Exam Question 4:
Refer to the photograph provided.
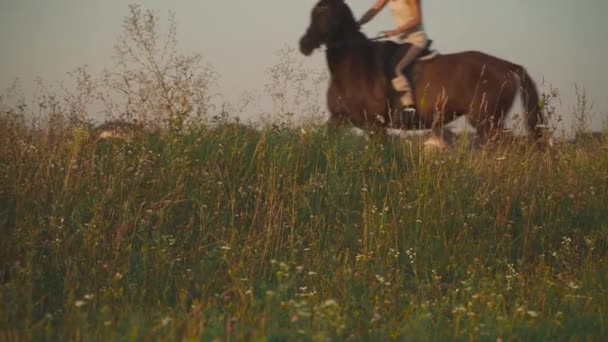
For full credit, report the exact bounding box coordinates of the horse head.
[299,0,359,56]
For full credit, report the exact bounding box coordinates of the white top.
[388,0,427,46]
[389,0,416,28]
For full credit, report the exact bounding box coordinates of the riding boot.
[400,105,419,129]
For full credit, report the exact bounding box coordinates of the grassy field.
[1,113,607,340]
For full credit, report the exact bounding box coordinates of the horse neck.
[325,31,369,74]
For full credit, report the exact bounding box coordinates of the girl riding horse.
[359,0,428,117]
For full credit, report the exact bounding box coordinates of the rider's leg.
[391,31,428,109]
[392,45,422,107]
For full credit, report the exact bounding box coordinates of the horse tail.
[511,64,544,138]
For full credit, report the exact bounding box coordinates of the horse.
[299,0,544,142]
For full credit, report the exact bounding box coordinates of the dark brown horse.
[299,0,544,141]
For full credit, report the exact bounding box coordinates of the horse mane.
[332,2,369,43]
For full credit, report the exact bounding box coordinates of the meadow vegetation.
[1,4,607,341]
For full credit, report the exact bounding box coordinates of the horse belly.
[415,61,475,120]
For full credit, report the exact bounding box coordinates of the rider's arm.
[359,0,389,26]
[389,0,422,36]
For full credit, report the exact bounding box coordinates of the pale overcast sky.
[0,0,606,129]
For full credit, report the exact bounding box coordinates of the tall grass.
[1,112,607,340]
[1,4,607,340]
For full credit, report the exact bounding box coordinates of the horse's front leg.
[327,111,348,130]
[326,83,350,131]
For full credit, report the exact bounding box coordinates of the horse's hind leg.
[470,97,510,143]
[474,115,500,142]
[473,75,519,143]
[327,112,348,130]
